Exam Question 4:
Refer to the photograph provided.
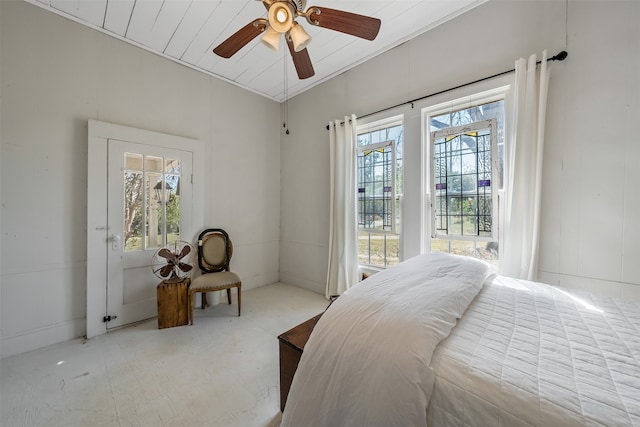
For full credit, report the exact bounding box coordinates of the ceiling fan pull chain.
[283,41,290,134]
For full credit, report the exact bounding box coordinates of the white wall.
[0,0,281,357]
[280,0,640,299]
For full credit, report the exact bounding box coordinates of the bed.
[280,253,640,427]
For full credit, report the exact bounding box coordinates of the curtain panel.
[326,115,359,298]
[500,50,551,280]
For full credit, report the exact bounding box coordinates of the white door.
[106,139,193,329]
[86,120,205,338]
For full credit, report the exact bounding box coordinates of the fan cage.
[151,241,195,281]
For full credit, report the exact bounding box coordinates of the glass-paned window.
[425,94,505,267]
[430,99,505,189]
[432,121,495,239]
[358,141,395,232]
[357,119,403,268]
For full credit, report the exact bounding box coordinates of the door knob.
[111,234,121,251]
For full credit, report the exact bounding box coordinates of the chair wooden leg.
[237,285,241,316]
[201,292,207,309]
[188,291,194,325]
[227,288,232,305]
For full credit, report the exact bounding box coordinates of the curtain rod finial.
[552,51,568,61]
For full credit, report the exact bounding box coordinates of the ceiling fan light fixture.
[269,2,294,33]
[289,22,311,52]
[261,25,281,51]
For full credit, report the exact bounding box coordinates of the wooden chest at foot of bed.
[278,313,323,412]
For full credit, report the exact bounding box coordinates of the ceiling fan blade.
[213,19,267,58]
[286,38,315,79]
[307,6,381,41]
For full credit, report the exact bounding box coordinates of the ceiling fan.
[213,0,382,80]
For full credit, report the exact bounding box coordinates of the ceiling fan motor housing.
[291,0,306,12]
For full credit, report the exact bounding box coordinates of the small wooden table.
[277,313,323,412]
[157,277,190,329]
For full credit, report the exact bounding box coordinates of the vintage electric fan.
[151,240,195,280]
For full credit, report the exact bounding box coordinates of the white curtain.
[500,50,551,281]
[326,114,359,298]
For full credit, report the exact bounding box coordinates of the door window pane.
[166,174,180,245]
[145,155,163,172]
[124,154,182,252]
[165,158,181,173]
[146,173,163,249]
[123,171,143,251]
[125,153,143,170]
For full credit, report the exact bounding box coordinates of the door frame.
[87,120,204,338]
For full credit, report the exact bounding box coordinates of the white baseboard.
[278,272,324,295]
[1,318,85,359]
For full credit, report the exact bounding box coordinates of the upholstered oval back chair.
[188,228,241,324]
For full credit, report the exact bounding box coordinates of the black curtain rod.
[326,50,568,130]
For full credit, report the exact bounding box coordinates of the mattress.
[281,253,495,427]
[427,276,640,426]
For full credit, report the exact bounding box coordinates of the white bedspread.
[281,253,495,427]
[428,276,640,426]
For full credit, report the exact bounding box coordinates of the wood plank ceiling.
[25,0,485,102]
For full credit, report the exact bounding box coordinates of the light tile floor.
[1,283,328,427]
